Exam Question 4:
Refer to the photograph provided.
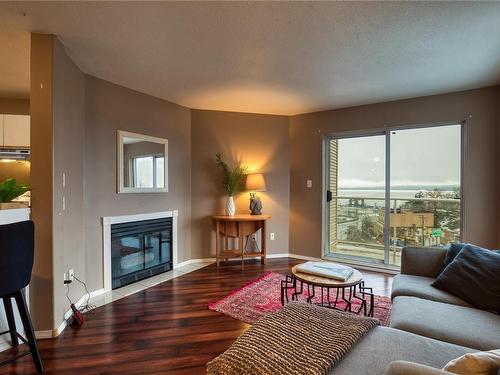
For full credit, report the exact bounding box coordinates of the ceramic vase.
[225,196,236,216]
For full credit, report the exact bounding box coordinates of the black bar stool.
[0,220,43,373]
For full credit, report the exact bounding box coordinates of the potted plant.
[215,153,247,216]
[0,179,30,209]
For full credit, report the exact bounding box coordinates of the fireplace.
[110,217,172,289]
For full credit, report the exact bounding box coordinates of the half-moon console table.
[212,214,271,269]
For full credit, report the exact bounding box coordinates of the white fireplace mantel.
[102,210,178,292]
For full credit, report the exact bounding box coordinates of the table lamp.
[245,173,266,215]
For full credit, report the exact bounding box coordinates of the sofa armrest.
[400,247,447,278]
[385,361,453,375]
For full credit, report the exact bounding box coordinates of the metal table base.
[280,274,375,317]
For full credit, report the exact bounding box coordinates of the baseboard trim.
[185,253,290,264]
[176,258,215,268]
[35,288,106,340]
[287,253,322,261]
[174,259,192,268]
[266,253,290,259]
[34,330,54,340]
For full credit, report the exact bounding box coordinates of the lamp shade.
[245,173,266,192]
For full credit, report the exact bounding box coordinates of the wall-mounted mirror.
[117,130,168,193]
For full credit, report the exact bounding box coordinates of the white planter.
[225,196,236,216]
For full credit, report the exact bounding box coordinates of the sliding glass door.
[325,124,462,267]
[326,134,387,263]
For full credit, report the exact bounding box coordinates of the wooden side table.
[212,214,271,269]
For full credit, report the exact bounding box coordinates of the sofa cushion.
[400,247,447,278]
[391,274,471,307]
[330,326,475,375]
[432,245,500,313]
[390,296,500,351]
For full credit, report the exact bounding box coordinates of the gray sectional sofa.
[390,246,500,351]
[330,246,500,375]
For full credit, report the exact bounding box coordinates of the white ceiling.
[1,1,500,115]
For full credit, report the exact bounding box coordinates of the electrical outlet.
[270,232,275,241]
[69,268,74,281]
[63,271,72,284]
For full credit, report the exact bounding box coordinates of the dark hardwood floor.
[0,258,393,374]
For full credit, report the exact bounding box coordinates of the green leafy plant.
[215,153,247,196]
[0,179,30,203]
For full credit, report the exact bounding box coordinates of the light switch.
[307,180,313,188]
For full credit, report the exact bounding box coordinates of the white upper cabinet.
[1,114,30,147]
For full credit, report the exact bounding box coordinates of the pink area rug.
[208,272,392,325]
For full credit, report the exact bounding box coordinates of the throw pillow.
[441,243,467,271]
[432,245,500,313]
[443,349,500,375]
[441,244,500,274]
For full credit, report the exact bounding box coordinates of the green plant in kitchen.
[215,153,247,216]
[0,178,30,202]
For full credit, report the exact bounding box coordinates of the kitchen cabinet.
[1,114,30,147]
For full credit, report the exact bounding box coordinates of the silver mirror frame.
[117,130,169,193]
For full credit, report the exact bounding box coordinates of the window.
[324,124,462,267]
[133,155,165,188]
[156,156,165,188]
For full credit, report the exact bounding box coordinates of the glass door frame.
[322,121,465,269]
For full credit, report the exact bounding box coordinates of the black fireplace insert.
[111,217,172,289]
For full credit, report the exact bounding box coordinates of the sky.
[336,124,461,189]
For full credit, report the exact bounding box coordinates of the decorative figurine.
[249,193,263,215]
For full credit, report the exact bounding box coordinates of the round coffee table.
[280,263,375,316]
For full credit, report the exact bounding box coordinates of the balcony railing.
[328,195,461,266]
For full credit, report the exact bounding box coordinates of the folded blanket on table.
[207,301,379,375]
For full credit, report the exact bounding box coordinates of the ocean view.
[338,188,458,200]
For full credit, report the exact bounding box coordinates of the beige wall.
[84,77,191,292]
[191,110,289,259]
[30,34,54,331]
[0,160,30,185]
[0,98,29,115]
[289,87,500,258]
[52,38,86,327]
